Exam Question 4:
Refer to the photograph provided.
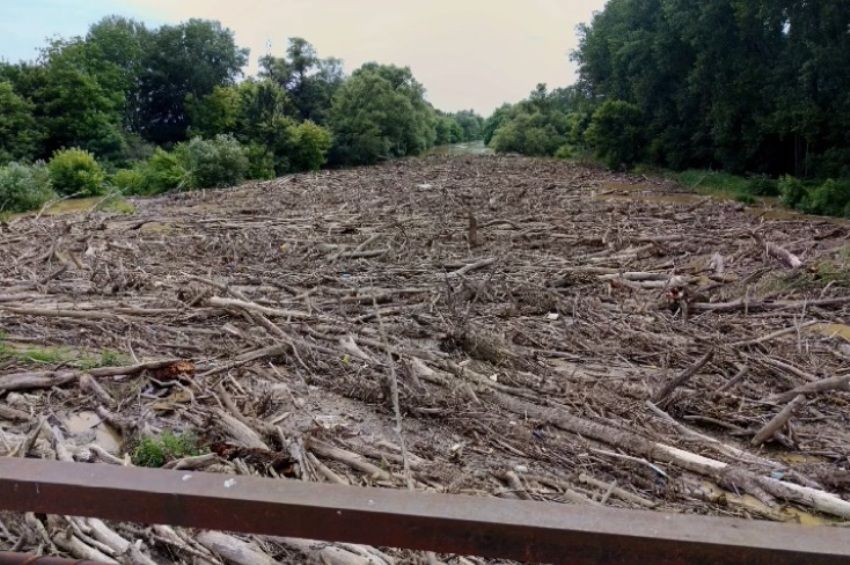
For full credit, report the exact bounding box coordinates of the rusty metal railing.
[0,458,849,563]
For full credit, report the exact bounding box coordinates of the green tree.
[0,82,42,163]
[329,63,436,165]
[585,100,644,169]
[259,38,344,124]
[137,19,248,144]
[36,39,128,160]
[289,121,332,171]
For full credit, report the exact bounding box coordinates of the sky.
[0,0,608,115]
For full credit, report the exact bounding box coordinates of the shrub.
[554,145,578,160]
[132,431,202,468]
[111,168,145,195]
[0,162,55,213]
[47,148,106,196]
[289,121,332,171]
[174,134,249,189]
[490,113,565,156]
[245,143,276,180]
[779,175,807,209]
[585,100,644,169]
[138,149,188,194]
[804,179,850,217]
[747,175,779,196]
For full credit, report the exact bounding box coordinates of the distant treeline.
[0,17,483,212]
[486,0,850,216]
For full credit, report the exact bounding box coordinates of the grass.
[131,431,204,467]
[673,169,753,200]
[0,334,130,369]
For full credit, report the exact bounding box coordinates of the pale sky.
[0,0,608,115]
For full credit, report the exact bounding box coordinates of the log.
[444,258,496,278]
[752,395,806,446]
[88,359,185,378]
[0,370,76,393]
[196,531,278,565]
[493,392,850,519]
[213,408,270,451]
[766,243,804,269]
[652,349,714,405]
[207,296,311,320]
[768,374,850,403]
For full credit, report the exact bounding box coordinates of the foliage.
[487,85,585,158]
[573,0,850,178]
[36,40,128,160]
[747,175,779,197]
[804,179,850,217]
[174,135,249,189]
[259,38,344,124]
[186,85,240,138]
[289,121,332,171]
[245,144,276,180]
[0,82,42,163]
[329,63,437,165]
[132,431,203,467]
[0,162,55,213]
[47,148,105,196]
[779,175,808,209]
[111,168,146,194]
[137,20,248,144]
[585,100,644,169]
[131,149,188,195]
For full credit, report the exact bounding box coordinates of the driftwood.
[2,154,850,559]
[652,349,714,406]
[752,395,806,446]
[0,370,76,392]
[768,373,850,403]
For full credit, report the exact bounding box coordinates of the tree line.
[0,17,483,213]
[486,0,850,217]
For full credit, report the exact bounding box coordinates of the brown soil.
[1,154,850,563]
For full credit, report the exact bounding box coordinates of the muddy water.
[63,411,122,453]
[808,323,850,342]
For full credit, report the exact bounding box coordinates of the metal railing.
[1,457,849,564]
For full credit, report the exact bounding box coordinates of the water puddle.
[808,323,850,342]
[63,411,122,453]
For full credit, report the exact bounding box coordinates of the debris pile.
[1,154,849,562]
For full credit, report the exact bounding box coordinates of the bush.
[490,113,565,156]
[747,175,779,196]
[131,431,202,468]
[779,175,807,209]
[289,121,332,171]
[804,179,850,217]
[47,148,106,196]
[585,100,644,169]
[0,162,56,213]
[174,134,249,189]
[135,149,188,194]
[245,143,276,180]
[111,168,145,195]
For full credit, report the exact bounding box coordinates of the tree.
[486,84,580,157]
[0,82,42,163]
[452,110,484,141]
[259,38,344,124]
[329,63,436,165]
[36,39,128,160]
[585,100,644,169]
[572,0,850,177]
[137,19,248,144]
